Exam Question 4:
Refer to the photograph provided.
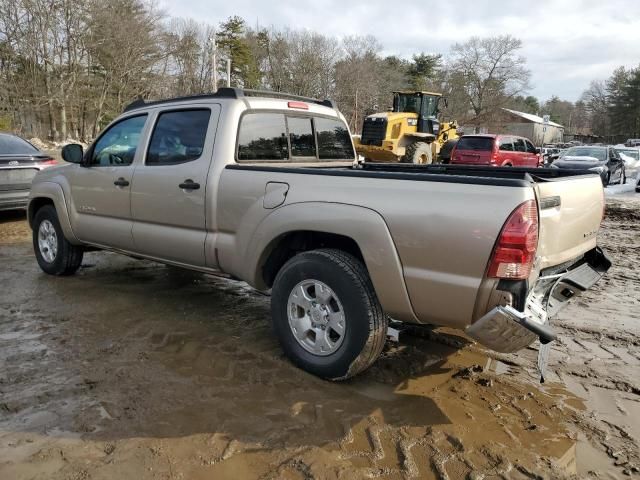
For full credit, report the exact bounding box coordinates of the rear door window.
[315,117,354,159]
[237,113,289,161]
[513,138,526,152]
[147,109,211,165]
[499,137,513,151]
[456,136,494,151]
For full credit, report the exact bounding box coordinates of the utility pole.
[210,35,217,92]
[226,59,231,87]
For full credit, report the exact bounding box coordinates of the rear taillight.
[490,141,499,163]
[487,199,539,279]
[38,157,57,166]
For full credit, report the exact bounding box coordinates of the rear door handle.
[179,179,200,190]
[114,177,129,187]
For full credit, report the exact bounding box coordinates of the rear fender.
[244,202,418,323]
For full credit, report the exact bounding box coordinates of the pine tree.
[216,16,261,89]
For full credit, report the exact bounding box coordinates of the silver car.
[0,133,57,211]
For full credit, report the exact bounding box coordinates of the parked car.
[624,138,640,147]
[450,134,540,167]
[0,133,57,211]
[27,88,610,380]
[552,146,626,186]
[541,147,561,164]
[614,146,640,169]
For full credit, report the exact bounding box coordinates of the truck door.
[130,105,220,267]
[67,114,148,250]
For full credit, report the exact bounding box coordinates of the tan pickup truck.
[28,89,610,380]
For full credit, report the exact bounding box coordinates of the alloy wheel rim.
[287,280,346,356]
[38,220,58,263]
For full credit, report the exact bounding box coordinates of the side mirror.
[536,147,542,154]
[61,143,84,164]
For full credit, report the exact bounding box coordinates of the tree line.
[0,0,637,143]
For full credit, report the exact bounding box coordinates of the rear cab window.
[456,136,495,151]
[237,111,354,162]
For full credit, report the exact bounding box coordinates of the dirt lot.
[0,199,638,479]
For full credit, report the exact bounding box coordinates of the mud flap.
[537,341,551,383]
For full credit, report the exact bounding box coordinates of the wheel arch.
[28,182,80,244]
[243,202,418,323]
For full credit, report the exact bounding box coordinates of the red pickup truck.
[451,134,541,167]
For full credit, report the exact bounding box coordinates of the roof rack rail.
[122,88,243,112]
[122,87,336,112]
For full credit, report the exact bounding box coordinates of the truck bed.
[227,163,595,187]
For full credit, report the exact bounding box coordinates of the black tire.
[33,205,83,276]
[402,141,433,164]
[271,249,387,380]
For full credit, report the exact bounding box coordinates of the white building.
[500,108,565,144]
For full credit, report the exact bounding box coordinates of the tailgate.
[534,174,604,269]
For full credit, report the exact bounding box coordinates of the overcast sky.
[161,0,640,102]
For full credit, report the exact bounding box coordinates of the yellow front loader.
[353,91,459,164]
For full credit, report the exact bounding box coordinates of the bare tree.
[447,35,531,125]
[581,80,609,137]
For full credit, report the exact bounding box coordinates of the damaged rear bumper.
[466,247,611,353]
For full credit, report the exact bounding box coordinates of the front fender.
[243,202,419,323]
[28,182,80,244]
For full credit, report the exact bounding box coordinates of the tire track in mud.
[1,203,638,479]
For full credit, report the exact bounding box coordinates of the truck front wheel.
[33,205,83,276]
[402,141,433,164]
[271,249,387,380]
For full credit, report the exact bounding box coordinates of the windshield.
[616,149,639,160]
[561,147,606,161]
[396,94,421,114]
[396,93,439,116]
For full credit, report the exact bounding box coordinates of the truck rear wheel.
[271,248,387,380]
[402,141,433,164]
[33,205,83,276]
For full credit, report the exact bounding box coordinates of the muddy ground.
[0,199,638,480]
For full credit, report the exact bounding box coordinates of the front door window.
[90,115,147,166]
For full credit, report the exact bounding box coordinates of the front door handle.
[114,177,129,187]
[179,179,200,190]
